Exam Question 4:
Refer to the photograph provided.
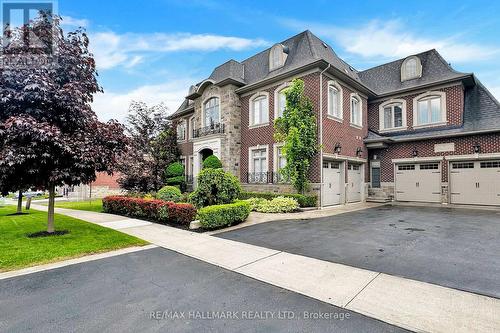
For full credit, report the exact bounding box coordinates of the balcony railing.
[245,172,290,184]
[193,122,224,138]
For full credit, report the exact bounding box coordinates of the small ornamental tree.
[274,79,319,194]
[0,15,127,233]
[202,155,222,169]
[117,102,180,193]
[188,168,241,208]
[165,161,185,191]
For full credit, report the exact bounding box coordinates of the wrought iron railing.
[245,172,290,184]
[193,122,224,138]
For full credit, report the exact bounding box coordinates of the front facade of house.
[169,30,500,207]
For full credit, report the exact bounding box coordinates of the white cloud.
[281,19,500,64]
[61,16,89,28]
[92,78,197,122]
[90,31,269,70]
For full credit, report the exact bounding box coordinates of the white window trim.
[274,82,290,119]
[269,44,288,71]
[327,80,343,122]
[349,93,363,128]
[188,115,195,140]
[248,144,269,175]
[202,96,221,127]
[188,155,194,176]
[379,99,407,133]
[401,56,422,82]
[412,91,447,129]
[177,119,187,142]
[249,91,270,128]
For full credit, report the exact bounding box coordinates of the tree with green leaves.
[274,79,319,194]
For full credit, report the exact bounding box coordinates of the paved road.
[0,247,408,333]
[217,205,500,299]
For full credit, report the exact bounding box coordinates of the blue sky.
[56,0,500,121]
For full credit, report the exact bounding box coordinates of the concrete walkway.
[26,203,500,333]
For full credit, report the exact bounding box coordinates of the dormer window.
[269,44,288,71]
[401,56,422,81]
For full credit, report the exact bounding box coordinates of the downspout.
[319,64,330,209]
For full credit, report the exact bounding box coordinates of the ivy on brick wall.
[274,79,318,194]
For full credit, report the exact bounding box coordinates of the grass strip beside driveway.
[0,206,148,272]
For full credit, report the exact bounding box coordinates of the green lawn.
[51,199,104,212]
[0,206,148,272]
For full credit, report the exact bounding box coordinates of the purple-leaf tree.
[0,14,127,233]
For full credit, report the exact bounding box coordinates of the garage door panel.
[347,163,362,203]
[450,160,500,206]
[322,162,342,206]
[395,163,441,203]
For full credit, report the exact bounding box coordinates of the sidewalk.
[26,203,500,333]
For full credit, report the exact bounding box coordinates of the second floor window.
[189,117,195,139]
[250,95,269,126]
[350,95,362,127]
[177,122,186,141]
[204,97,219,127]
[417,95,443,125]
[328,84,342,119]
[383,103,403,129]
[277,90,286,118]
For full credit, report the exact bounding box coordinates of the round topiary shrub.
[189,168,241,208]
[165,162,184,178]
[157,186,182,202]
[202,155,222,169]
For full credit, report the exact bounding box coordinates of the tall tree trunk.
[47,184,55,233]
[17,190,22,214]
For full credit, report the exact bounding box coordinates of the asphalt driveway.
[0,247,407,333]
[217,205,500,299]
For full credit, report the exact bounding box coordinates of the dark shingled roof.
[358,49,470,96]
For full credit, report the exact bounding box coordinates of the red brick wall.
[368,84,464,133]
[240,72,322,183]
[369,133,500,183]
[92,172,121,189]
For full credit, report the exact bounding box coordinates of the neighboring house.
[58,172,124,199]
[168,30,500,207]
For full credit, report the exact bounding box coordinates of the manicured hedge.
[157,185,182,202]
[246,196,299,213]
[197,201,251,229]
[102,196,196,225]
[238,192,317,207]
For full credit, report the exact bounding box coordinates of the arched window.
[401,56,422,81]
[379,100,406,131]
[350,94,362,127]
[414,92,446,126]
[250,93,269,126]
[203,97,220,127]
[277,89,286,118]
[327,81,343,119]
[269,44,288,71]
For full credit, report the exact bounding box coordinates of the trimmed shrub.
[202,155,222,169]
[102,196,196,225]
[189,168,241,208]
[239,191,317,207]
[245,197,267,211]
[165,162,184,178]
[157,185,182,202]
[197,201,251,229]
[251,196,299,213]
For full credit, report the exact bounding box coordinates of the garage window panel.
[452,162,474,169]
[419,163,439,170]
[398,164,415,171]
[480,161,500,168]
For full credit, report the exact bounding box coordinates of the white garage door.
[322,161,342,206]
[395,163,441,202]
[347,163,362,203]
[450,160,500,206]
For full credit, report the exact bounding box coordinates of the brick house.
[168,30,500,207]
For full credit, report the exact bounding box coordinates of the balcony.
[245,172,289,184]
[193,122,224,139]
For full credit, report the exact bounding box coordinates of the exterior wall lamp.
[473,143,481,153]
[334,142,342,154]
[412,148,418,157]
[356,147,363,157]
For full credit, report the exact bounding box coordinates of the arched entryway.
[200,148,214,163]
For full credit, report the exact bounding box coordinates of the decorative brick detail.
[369,133,500,183]
[368,84,464,132]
